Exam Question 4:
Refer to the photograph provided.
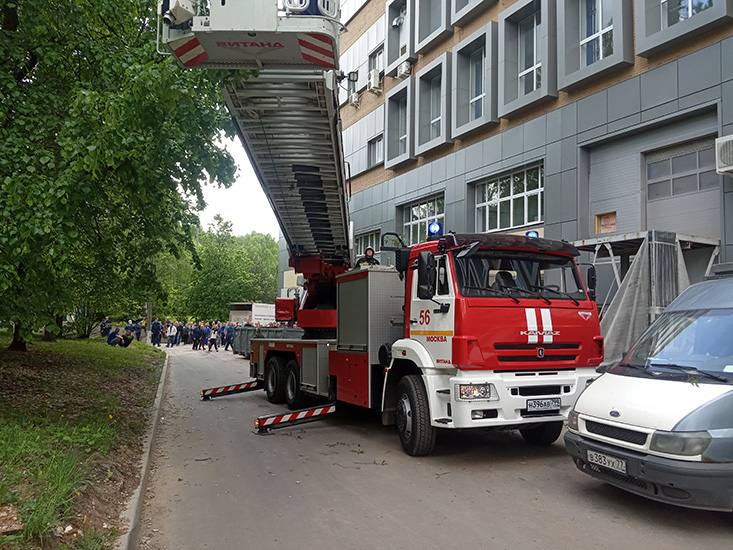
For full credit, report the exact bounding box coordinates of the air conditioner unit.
[349,92,360,107]
[716,135,733,175]
[396,61,411,79]
[367,69,381,94]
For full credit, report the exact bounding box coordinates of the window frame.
[415,0,451,54]
[403,195,446,245]
[415,52,452,156]
[452,22,498,139]
[634,0,732,57]
[385,76,415,169]
[498,0,557,118]
[367,134,384,168]
[645,142,719,202]
[475,164,545,232]
[385,0,417,77]
[558,0,633,90]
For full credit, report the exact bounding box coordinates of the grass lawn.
[0,333,164,549]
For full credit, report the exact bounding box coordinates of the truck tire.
[285,359,304,410]
[519,421,563,445]
[265,356,286,404]
[395,375,436,456]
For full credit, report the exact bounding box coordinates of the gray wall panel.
[641,62,678,110]
[578,91,608,133]
[608,77,641,122]
[524,115,547,152]
[678,43,721,98]
[647,190,721,239]
[723,80,733,126]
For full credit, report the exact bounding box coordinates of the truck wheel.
[395,375,436,456]
[265,356,286,404]
[285,359,304,410]
[519,421,563,445]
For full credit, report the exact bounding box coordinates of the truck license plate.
[526,398,561,412]
[587,450,627,474]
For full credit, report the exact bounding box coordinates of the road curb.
[116,351,170,550]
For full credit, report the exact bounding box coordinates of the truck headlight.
[457,383,493,401]
[567,410,579,431]
[650,431,712,456]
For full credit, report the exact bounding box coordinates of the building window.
[498,0,557,118]
[558,0,632,91]
[415,0,451,53]
[369,45,384,74]
[518,11,541,96]
[580,0,613,67]
[661,0,713,29]
[397,97,408,155]
[634,0,732,57]
[469,48,485,121]
[404,196,445,245]
[367,134,384,167]
[452,22,497,138]
[429,76,442,139]
[385,76,414,168]
[646,139,718,200]
[386,0,416,76]
[475,164,544,232]
[355,230,381,255]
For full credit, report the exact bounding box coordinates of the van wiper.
[616,362,657,377]
[461,285,520,304]
[530,285,579,306]
[648,363,729,383]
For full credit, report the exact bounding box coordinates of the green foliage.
[0,0,249,346]
[0,333,164,546]
[177,216,279,320]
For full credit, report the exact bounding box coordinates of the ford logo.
[609,410,621,418]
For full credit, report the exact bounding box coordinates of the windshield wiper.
[529,285,579,306]
[616,362,657,377]
[461,285,520,304]
[500,286,551,305]
[647,363,729,383]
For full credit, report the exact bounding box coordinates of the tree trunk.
[8,323,27,352]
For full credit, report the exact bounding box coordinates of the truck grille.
[586,420,648,446]
[495,343,579,364]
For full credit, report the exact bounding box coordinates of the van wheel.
[395,375,436,456]
[285,359,304,410]
[520,421,563,445]
[265,356,286,404]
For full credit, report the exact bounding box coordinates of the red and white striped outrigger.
[200,380,261,400]
[254,404,337,434]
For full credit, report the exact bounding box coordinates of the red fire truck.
[160,0,603,455]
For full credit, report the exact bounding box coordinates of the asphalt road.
[138,345,732,550]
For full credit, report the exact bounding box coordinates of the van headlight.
[650,431,712,456]
[567,410,579,431]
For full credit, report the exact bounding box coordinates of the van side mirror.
[587,265,597,302]
[417,251,436,300]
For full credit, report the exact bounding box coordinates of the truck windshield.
[618,309,733,383]
[451,250,586,301]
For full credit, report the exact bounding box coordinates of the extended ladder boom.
[159,0,351,267]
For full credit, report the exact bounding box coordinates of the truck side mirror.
[417,251,436,300]
[587,265,597,302]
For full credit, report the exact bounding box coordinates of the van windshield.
[616,309,733,383]
[452,250,586,301]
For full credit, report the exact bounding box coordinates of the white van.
[564,279,733,511]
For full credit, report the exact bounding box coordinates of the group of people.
[148,318,235,352]
[102,317,144,348]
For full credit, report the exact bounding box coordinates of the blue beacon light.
[525,230,539,238]
[428,222,443,236]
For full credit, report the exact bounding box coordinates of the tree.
[185,216,278,321]
[0,0,247,349]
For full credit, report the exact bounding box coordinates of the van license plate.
[526,398,561,412]
[587,450,627,474]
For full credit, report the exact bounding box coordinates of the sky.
[197,137,281,240]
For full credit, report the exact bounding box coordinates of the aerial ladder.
[160,0,352,326]
[160,0,351,422]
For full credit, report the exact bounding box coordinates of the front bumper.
[564,431,733,512]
